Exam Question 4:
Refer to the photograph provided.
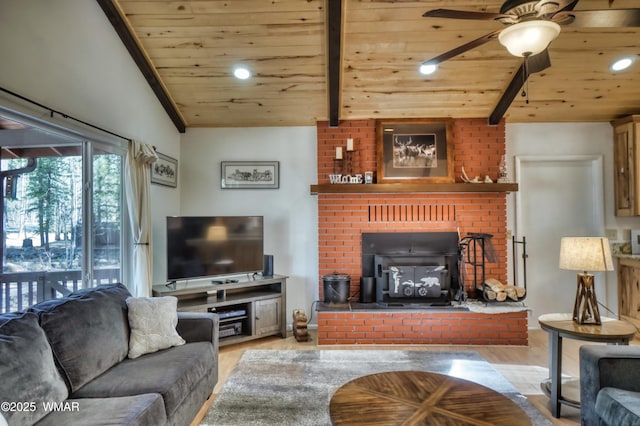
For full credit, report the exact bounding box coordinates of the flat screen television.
[167,216,264,281]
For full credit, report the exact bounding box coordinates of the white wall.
[506,123,640,322]
[0,0,181,287]
[179,127,319,319]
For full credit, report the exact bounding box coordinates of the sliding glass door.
[0,115,127,313]
[91,145,123,285]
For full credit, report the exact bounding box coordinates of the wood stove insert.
[362,232,460,307]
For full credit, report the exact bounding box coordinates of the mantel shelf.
[310,183,518,194]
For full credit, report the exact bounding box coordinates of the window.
[0,113,127,313]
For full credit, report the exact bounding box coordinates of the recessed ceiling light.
[419,63,437,75]
[233,66,251,80]
[611,56,634,72]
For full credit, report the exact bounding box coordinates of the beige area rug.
[201,349,552,426]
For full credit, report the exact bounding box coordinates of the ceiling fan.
[421,0,640,124]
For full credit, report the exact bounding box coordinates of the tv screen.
[167,216,264,281]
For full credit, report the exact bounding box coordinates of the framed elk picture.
[376,119,454,183]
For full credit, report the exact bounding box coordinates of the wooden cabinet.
[255,297,283,336]
[152,275,287,347]
[612,115,640,216]
[617,258,640,329]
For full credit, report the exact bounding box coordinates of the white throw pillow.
[126,296,185,359]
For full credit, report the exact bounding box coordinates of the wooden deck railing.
[0,268,120,313]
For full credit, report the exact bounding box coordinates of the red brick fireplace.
[314,118,528,345]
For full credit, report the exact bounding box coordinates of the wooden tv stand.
[152,274,287,347]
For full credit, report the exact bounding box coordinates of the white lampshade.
[498,20,561,57]
[559,237,614,273]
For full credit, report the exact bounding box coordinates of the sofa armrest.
[580,345,640,426]
[176,312,219,350]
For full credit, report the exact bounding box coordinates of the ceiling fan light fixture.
[611,56,635,72]
[498,20,561,57]
[419,63,437,75]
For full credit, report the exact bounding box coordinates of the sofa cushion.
[34,394,166,426]
[29,283,131,393]
[73,342,215,419]
[596,387,640,426]
[126,296,185,359]
[0,312,68,426]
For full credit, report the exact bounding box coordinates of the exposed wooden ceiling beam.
[327,0,342,127]
[96,0,186,133]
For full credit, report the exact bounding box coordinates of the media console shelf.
[152,274,287,347]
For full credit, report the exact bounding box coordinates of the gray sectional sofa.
[0,283,219,426]
[580,345,640,426]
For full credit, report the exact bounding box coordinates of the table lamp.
[559,237,614,325]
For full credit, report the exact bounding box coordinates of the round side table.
[538,313,637,418]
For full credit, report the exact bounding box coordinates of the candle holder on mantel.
[334,146,344,172]
[344,137,358,176]
[344,150,354,176]
[332,157,343,173]
[329,146,344,183]
[329,139,361,183]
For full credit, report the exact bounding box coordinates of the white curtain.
[124,141,158,297]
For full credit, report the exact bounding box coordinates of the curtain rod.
[0,86,132,142]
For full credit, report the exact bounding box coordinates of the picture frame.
[221,161,280,189]
[151,152,178,188]
[376,118,454,183]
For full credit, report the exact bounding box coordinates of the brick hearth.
[317,311,528,345]
[314,118,528,345]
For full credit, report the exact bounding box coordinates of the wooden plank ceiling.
[107,0,640,129]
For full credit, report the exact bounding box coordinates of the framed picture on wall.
[221,161,280,189]
[376,119,454,183]
[151,152,178,188]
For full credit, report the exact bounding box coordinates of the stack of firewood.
[484,278,526,302]
[292,309,310,342]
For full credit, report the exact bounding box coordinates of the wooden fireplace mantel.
[310,183,518,194]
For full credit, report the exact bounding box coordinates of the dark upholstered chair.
[579,345,640,426]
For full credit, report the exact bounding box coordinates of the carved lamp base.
[573,273,601,325]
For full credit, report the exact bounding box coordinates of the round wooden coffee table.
[329,370,531,425]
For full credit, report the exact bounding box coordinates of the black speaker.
[263,254,274,277]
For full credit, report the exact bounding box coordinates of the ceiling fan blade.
[423,9,514,21]
[489,50,551,126]
[556,9,640,27]
[527,49,552,74]
[422,29,503,65]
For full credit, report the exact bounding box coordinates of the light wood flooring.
[196,329,640,426]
